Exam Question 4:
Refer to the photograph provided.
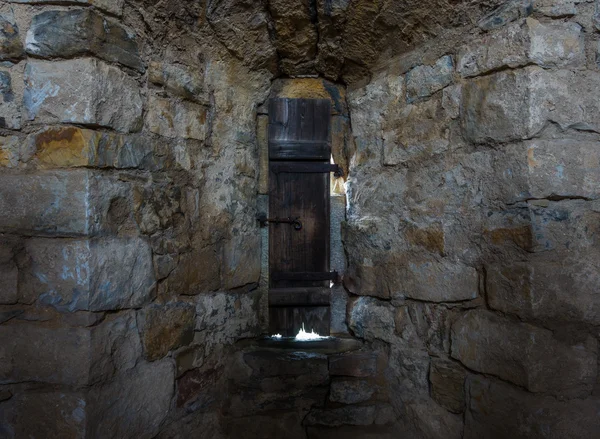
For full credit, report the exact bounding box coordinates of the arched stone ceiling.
[132,0,509,84]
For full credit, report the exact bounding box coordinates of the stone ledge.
[241,336,363,355]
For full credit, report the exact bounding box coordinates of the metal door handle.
[257,214,302,231]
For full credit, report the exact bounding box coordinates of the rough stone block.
[0,14,23,60]
[459,19,583,78]
[0,171,90,235]
[0,390,86,439]
[9,0,124,16]
[148,61,205,102]
[19,237,155,311]
[477,0,533,31]
[0,71,21,130]
[462,67,600,143]
[145,95,207,140]
[534,0,578,17]
[497,140,600,202]
[24,59,142,132]
[87,359,174,438]
[383,95,451,165]
[451,309,597,398]
[405,55,454,103]
[396,259,479,302]
[329,352,378,377]
[348,297,395,343]
[0,322,91,385]
[222,233,261,290]
[138,303,195,361]
[26,10,142,71]
[165,245,221,295]
[461,69,530,143]
[430,358,466,413]
[0,170,144,236]
[90,311,142,383]
[195,291,263,344]
[487,249,600,326]
[465,375,600,439]
[329,379,374,404]
[528,68,600,134]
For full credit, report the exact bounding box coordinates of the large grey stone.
[148,62,206,102]
[451,309,597,398]
[477,0,533,30]
[486,202,600,326]
[465,375,600,439]
[9,0,124,16]
[459,18,584,78]
[0,14,23,60]
[0,71,20,130]
[138,303,195,361]
[462,67,600,143]
[405,55,454,103]
[0,322,91,385]
[24,59,143,132]
[0,390,86,439]
[0,170,142,236]
[382,95,452,165]
[19,237,155,311]
[329,379,374,404]
[534,0,578,17]
[348,296,395,343]
[0,171,90,235]
[499,140,600,201]
[26,10,142,71]
[90,311,142,384]
[222,233,261,290]
[195,291,263,345]
[88,359,175,438]
[461,69,531,143]
[145,95,207,140]
[396,259,479,302]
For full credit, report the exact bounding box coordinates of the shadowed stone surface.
[465,375,600,439]
[451,309,598,398]
[26,10,142,71]
[138,303,195,361]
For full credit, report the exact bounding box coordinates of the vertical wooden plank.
[268,98,331,336]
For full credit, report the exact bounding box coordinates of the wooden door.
[268,98,333,337]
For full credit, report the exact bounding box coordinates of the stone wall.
[344,0,600,437]
[2,0,600,437]
[0,0,271,437]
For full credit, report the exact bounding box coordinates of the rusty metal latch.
[257,214,302,231]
